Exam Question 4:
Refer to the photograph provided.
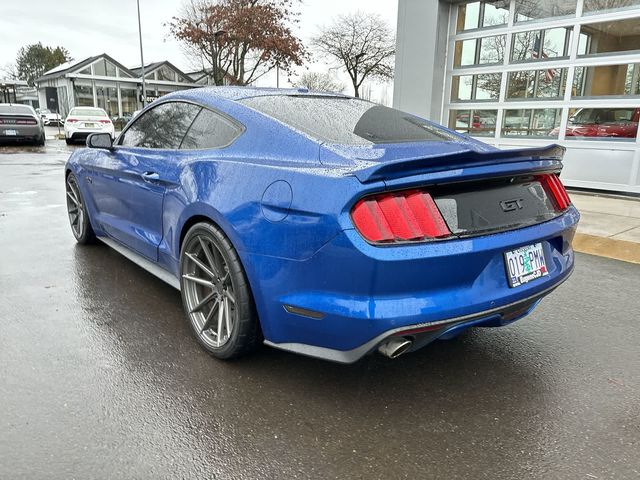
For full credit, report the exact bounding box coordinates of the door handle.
[141,171,160,181]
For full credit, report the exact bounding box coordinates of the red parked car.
[551,108,639,139]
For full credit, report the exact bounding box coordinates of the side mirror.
[86,132,113,149]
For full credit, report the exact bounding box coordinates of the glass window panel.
[449,109,497,136]
[454,35,505,67]
[452,75,474,100]
[577,33,590,55]
[479,35,505,64]
[579,19,640,56]
[475,73,502,99]
[118,68,133,78]
[482,2,509,27]
[120,87,138,115]
[565,107,639,140]
[454,39,478,67]
[157,66,176,82]
[515,0,577,23]
[105,61,117,77]
[507,68,567,99]
[512,28,571,62]
[583,0,640,14]
[120,102,201,149]
[93,60,106,76]
[73,83,93,107]
[573,64,640,97]
[181,108,243,149]
[95,85,118,118]
[452,74,502,101]
[78,67,91,75]
[458,2,481,31]
[503,108,561,137]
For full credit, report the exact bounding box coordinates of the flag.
[532,34,556,83]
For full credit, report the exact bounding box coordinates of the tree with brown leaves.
[312,12,395,98]
[168,0,306,86]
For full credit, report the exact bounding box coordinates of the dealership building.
[394,0,640,194]
[34,53,204,120]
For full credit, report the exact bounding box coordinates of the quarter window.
[119,102,201,149]
[180,108,243,149]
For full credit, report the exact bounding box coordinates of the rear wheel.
[180,222,260,359]
[65,173,95,244]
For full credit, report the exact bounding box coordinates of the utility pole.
[137,0,147,108]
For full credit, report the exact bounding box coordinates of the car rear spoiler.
[352,144,566,183]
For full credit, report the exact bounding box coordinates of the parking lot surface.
[1,141,639,479]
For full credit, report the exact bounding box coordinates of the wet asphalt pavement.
[1,141,639,479]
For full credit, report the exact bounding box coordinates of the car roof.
[174,86,349,103]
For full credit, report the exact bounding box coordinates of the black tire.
[180,222,261,359]
[65,138,72,145]
[65,173,96,244]
[36,135,45,146]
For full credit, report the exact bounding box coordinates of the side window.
[180,108,243,150]
[119,102,201,149]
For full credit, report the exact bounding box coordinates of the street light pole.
[137,0,147,108]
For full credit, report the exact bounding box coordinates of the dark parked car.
[0,104,45,145]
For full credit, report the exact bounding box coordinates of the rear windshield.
[240,96,453,145]
[0,104,33,115]
[70,108,107,117]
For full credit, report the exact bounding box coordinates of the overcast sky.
[0,0,398,94]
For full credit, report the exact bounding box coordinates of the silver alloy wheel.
[66,176,84,238]
[182,234,237,348]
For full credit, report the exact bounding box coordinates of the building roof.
[130,60,192,82]
[35,53,138,84]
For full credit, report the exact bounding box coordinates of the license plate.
[84,123,96,128]
[4,129,17,136]
[504,243,548,288]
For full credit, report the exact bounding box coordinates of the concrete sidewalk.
[570,191,640,264]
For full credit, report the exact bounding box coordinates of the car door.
[80,101,202,260]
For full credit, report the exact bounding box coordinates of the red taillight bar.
[66,118,78,123]
[537,173,571,211]
[351,190,451,244]
[99,119,111,124]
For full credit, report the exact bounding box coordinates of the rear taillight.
[537,173,571,211]
[66,118,78,123]
[99,119,111,124]
[351,190,451,244]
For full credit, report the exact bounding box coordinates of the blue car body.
[66,87,579,363]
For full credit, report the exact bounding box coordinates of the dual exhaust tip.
[378,337,413,359]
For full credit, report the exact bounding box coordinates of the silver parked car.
[0,104,45,145]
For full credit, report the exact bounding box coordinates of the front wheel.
[180,222,261,360]
[65,173,95,244]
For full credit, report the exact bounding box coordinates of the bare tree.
[293,71,344,92]
[168,0,307,86]
[312,12,395,98]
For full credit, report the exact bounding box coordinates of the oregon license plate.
[504,243,548,288]
[4,129,17,136]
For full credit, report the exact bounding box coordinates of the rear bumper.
[0,125,43,142]
[249,206,580,362]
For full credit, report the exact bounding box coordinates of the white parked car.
[36,108,64,126]
[64,107,114,145]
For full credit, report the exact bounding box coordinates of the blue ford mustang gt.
[64,87,579,363]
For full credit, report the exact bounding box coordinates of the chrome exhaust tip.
[378,337,413,359]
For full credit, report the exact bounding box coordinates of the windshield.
[70,108,108,117]
[570,108,636,125]
[0,104,33,115]
[240,95,453,145]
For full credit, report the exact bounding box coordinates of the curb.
[573,233,640,265]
